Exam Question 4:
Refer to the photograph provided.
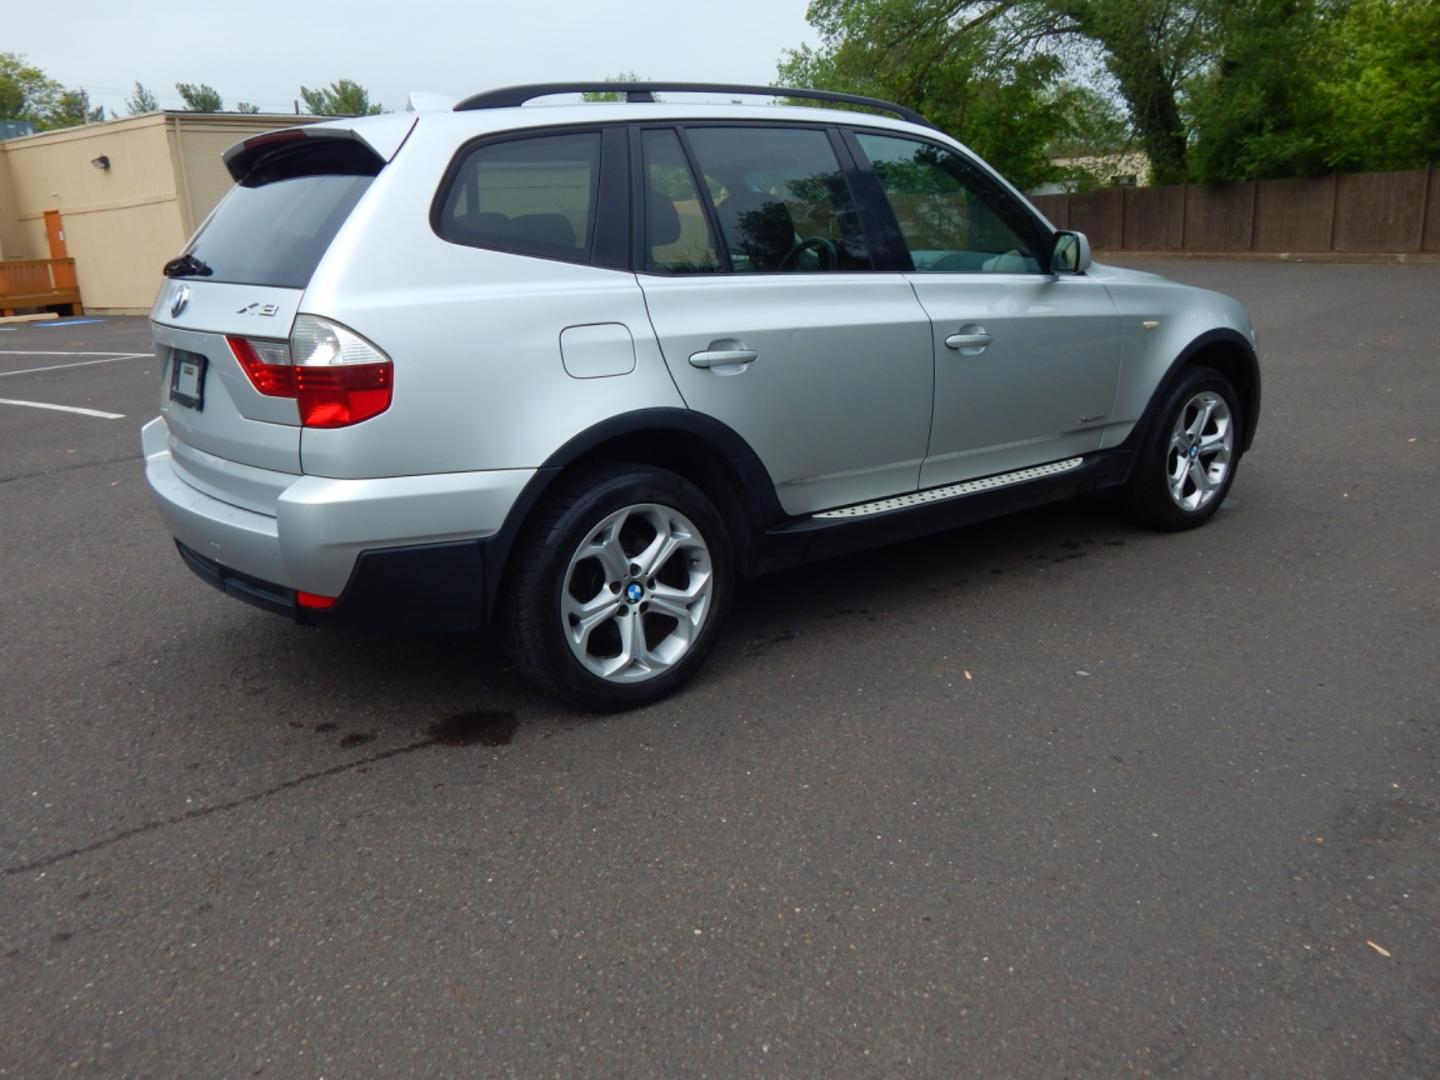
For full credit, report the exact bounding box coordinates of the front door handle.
[689,345,758,369]
[944,326,993,354]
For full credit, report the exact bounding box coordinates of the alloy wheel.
[561,503,714,683]
[1167,391,1234,512]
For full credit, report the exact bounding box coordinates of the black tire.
[501,463,734,711]
[1120,365,1244,531]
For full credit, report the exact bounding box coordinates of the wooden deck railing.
[0,257,84,315]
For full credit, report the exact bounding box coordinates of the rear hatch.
[150,124,405,511]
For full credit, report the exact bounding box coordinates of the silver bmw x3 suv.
[143,82,1260,710]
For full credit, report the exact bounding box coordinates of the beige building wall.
[0,150,22,258]
[3,114,183,310]
[0,112,320,312]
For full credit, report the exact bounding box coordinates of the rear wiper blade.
[163,253,213,278]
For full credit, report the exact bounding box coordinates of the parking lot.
[1,259,1436,1077]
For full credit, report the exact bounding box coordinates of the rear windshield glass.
[181,172,372,289]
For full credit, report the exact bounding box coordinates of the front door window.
[854,131,1044,274]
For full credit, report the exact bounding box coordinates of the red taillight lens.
[295,363,393,428]
[227,336,294,396]
[227,320,393,429]
[296,590,338,610]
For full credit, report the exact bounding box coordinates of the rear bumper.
[143,416,533,628]
[175,538,490,632]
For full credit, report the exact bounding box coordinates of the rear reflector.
[296,590,338,610]
[227,316,393,428]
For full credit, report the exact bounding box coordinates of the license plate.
[169,350,207,410]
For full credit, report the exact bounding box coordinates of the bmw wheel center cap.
[625,582,644,603]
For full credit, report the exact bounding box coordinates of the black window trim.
[633,118,885,279]
[830,127,912,273]
[630,124,733,275]
[429,117,1057,276]
[842,124,1057,275]
[430,123,629,270]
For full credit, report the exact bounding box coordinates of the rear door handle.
[945,326,993,353]
[689,346,758,369]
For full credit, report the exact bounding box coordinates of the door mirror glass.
[1052,231,1092,274]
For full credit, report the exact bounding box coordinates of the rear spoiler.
[222,113,417,182]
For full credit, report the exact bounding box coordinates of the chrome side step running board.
[812,457,1086,520]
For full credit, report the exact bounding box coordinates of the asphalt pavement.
[1,260,1437,1078]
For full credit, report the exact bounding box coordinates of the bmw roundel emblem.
[625,582,644,603]
[171,284,190,318]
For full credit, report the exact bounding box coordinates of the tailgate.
[152,280,302,487]
[149,128,385,501]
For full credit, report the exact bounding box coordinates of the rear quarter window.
[436,132,602,262]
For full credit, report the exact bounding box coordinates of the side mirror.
[1051,230,1092,274]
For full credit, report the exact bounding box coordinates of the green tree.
[1321,0,1440,172]
[779,4,1083,190]
[783,1,1216,184]
[176,82,223,112]
[0,52,59,121]
[48,89,104,127]
[1185,0,1338,182]
[235,101,261,114]
[1043,81,1135,189]
[1186,0,1440,181]
[1066,0,1212,184]
[300,79,382,116]
[126,81,159,115]
[1,53,103,129]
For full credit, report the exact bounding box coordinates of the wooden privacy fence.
[1031,168,1440,255]
[0,257,84,315]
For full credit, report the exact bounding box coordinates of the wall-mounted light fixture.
[90,155,110,170]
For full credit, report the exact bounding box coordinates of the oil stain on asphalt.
[428,709,520,747]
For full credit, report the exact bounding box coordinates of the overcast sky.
[7,0,821,117]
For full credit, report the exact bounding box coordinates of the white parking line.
[0,398,125,419]
[0,354,152,378]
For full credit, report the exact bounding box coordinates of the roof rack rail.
[452,82,933,128]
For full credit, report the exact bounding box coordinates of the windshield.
[179,172,373,289]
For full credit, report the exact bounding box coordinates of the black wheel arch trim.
[1121,327,1261,460]
[480,408,785,620]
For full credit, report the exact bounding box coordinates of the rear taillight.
[227,315,393,428]
[228,336,294,395]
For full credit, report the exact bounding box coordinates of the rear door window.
[682,127,871,273]
[437,132,602,262]
[640,129,723,273]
